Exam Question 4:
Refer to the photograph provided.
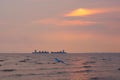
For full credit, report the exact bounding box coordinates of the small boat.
[54,58,65,63]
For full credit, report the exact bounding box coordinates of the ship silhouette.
[32,50,66,54]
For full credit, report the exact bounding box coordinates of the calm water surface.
[0,53,120,80]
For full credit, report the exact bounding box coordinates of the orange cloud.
[64,8,116,17]
[33,18,96,26]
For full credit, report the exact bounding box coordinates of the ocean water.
[0,53,120,80]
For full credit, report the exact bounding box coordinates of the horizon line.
[0,52,120,54]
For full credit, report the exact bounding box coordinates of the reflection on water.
[0,53,120,80]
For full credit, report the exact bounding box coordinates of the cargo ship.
[32,50,66,54]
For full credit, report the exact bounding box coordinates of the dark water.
[0,53,120,80]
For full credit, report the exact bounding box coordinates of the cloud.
[64,8,118,17]
[33,18,96,26]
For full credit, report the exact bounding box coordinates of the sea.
[0,53,120,80]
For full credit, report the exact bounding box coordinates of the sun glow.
[64,8,111,17]
[66,8,92,16]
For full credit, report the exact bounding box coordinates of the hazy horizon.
[0,0,120,53]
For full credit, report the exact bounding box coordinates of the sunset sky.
[0,0,120,53]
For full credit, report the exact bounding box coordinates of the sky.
[0,0,120,53]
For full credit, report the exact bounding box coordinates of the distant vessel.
[32,50,66,54]
[32,50,49,54]
[51,50,66,54]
